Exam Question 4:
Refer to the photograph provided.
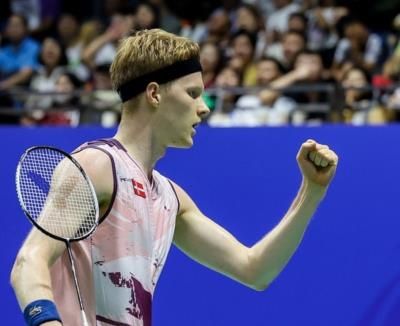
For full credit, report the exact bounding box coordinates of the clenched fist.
[296,139,339,188]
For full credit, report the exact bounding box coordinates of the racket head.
[16,146,99,242]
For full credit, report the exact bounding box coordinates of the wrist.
[301,179,327,200]
[23,299,62,326]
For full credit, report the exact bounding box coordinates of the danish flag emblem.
[132,180,146,198]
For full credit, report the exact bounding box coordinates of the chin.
[170,137,194,149]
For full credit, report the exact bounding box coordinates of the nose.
[198,97,211,119]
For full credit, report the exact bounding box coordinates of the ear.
[145,82,161,108]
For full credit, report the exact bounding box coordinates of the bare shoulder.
[72,148,114,209]
[169,180,199,217]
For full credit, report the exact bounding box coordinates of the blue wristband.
[23,299,62,326]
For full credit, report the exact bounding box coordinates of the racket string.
[18,148,98,240]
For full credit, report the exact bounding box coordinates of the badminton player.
[11,29,338,326]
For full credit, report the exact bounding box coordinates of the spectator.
[234,3,266,58]
[22,72,83,126]
[82,10,135,69]
[266,29,306,70]
[26,37,68,110]
[265,0,301,44]
[332,18,384,79]
[340,66,389,124]
[260,50,333,124]
[0,14,40,91]
[203,9,232,47]
[135,1,160,30]
[206,66,241,126]
[199,41,223,88]
[288,12,308,35]
[305,0,348,52]
[81,63,120,126]
[228,56,296,126]
[229,29,257,86]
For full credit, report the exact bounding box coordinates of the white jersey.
[50,138,179,325]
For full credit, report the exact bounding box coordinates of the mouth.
[191,122,200,135]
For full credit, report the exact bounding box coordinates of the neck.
[114,106,166,178]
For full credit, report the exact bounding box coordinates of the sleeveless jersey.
[50,138,179,325]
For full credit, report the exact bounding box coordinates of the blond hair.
[110,29,200,92]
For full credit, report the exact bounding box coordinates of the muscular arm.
[10,148,114,320]
[173,140,338,290]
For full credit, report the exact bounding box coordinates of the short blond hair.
[110,29,200,92]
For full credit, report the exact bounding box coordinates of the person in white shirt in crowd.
[222,56,296,126]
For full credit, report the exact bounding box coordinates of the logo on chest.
[120,177,147,199]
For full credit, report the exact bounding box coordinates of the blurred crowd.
[1,0,400,126]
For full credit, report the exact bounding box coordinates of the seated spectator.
[206,66,242,126]
[229,29,258,86]
[203,8,232,48]
[288,12,308,35]
[57,13,93,81]
[305,0,348,52]
[199,41,223,88]
[81,63,120,126]
[22,72,83,126]
[82,9,135,69]
[340,66,389,125]
[332,18,384,79]
[226,56,296,126]
[135,1,160,30]
[265,0,301,44]
[26,37,68,109]
[265,29,306,70]
[260,50,333,124]
[234,3,266,59]
[0,14,40,91]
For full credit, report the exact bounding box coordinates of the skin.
[11,70,339,326]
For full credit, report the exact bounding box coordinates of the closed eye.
[187,87,203,99]
[188,90,200,98]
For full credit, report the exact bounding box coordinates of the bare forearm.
[259,71,300,106]
[82,35,110,67]
[11,255,55,310]
[248,182,325,289]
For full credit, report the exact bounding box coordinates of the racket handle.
[81,310,90,326]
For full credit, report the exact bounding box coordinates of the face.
[295,54,323,80]
[345,22,368,44]
[215,67,240,87]
[6,15,27,43]
[342,69,368,90]
[156,72,210,148]
[200,43,220,73]
[237,7,258,32]
[232,35,254,64]
[57,14,79,40]
[41,38,62,67]
[257,60,281,85]
[282,33,305,62]
[56,74,75,92]
[55,74,75,103]
[136,4,156,29]
[207,10,230,34]
[288,16,306,33]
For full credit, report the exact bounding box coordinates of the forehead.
[173,72,204,88]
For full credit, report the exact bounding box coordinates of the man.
[11,29,339,326]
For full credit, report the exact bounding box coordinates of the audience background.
[1,0,400,126]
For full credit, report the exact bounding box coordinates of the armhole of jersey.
[167,179,180,215]
[72,145,117,224]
